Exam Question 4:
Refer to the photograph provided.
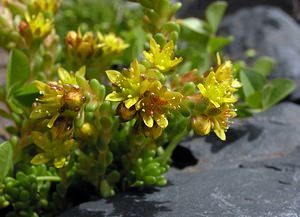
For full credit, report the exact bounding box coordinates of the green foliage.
[206,1,228,33]
[0,0,296,216]
[235,57,296,116]
[6,50,30,95]
[178,1,231,72]
[2,165,61,217]
[0,141,13,182]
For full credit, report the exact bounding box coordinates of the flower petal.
[143,51,153,63]
[197,84,207,95]
[34,80,47,91]
[142,113,154,128]
[105,91,125,101]
[47,112,60,128]
[31,131,50,150]
[130,59,140,79]
[106,70,124,86]
[214,128,226,141]
[54,156,66,168]
[162,40,174,57]
[149,37,160,54]
[31,153,51,165]
[124,97,139,109]
[154,114,168,128]
[58,67,75,85]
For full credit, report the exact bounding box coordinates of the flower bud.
[78,122,95,138]
[191,115,211,136]
[117,103,136,121]
[64,86,86,111]
[66,31,78,47]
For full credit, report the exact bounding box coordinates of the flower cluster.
[30,0,61,15]
[30,67,86,128]
[19,12,53,43]
[106,38,183,138]
[191,54,241,140]
[31,125,75,168]
[65,30,128,60]
[143,38,182,72]
[30,67,106,168]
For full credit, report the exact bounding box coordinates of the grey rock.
[59,102,300,217]
[177,1,294,19]
[59,149,300,217]
[220,6,300,100]
[181,102,300,171]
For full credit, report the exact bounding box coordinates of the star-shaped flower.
[24,12,53,39]
[105,59,142,109]
[197,71,237,108]
[31,131,74,168]
[136,80,182,129]
[143,38,182,72]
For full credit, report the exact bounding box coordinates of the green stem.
[159,129,186,165]
[36,176,61,182]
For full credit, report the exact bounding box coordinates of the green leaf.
[235,104,253,118]
[6,49,30,94]
[0,141,13,182]
[253,56,276,78]
[262,78,296,110]
[180,18,208,34]
[122,26,147,64]
[0,108,14,120]
[246,91,263,109]
[13,83,39,107]
[180,24,209,44]
[205,1,227,33]
[239,69,266,97]
[14,83,38,96]
[208,36,233,53]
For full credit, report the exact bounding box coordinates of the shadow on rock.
[64,188,172,217]
[205,124,263,153]
[171,145,198,169]
[105,191,172,217]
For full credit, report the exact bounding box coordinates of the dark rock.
[59,102,300,217]
[220,6,300,100]
[177,0,294,19]
[59,148,300,217]
[182,102,300,171]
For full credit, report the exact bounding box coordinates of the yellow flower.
[105,60,183,131]
[66,30,103,59]
[24,12,53,39]
[97,32,129,55]
[214,53,241,92]
[191,115,211,136]
[193,54,241,141]
[30,67,86,128]
[208,104,237,140]
[135,80,182,129]
[192,105,237,141]
[31,0,61,14]
[105,59,142,109]
[31,131,74,168]
[197,71,237,108]
[143,38,182,72]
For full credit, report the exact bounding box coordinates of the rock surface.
[220,6,300,100]
[181,102,300,171]
[177,0,294,19]
[59,102,300,217]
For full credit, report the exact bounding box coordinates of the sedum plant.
[0,0,295,216]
